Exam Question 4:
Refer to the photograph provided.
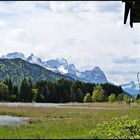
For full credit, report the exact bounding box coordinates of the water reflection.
[0,115,28,126]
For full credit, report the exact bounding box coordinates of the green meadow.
[0,102,140,139]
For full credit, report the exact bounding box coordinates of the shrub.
[108,93,116,103]
[89,115,140,139]
[92,85,105,102]
[83,93,92,103]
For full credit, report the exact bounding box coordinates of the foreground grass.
[0,102,140,139]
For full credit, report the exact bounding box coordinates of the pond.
[0,102,64,107]
[0,103,66,126]
[0,115,29,126]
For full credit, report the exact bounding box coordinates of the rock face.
[0,52,108,84]
[79,66,108,84]
[26,53,42,66]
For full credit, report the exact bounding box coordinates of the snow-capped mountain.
[1,52,25,60]
[26,53,43,66]
[0,52,108,84]
[79,67,108,83]
[121,81,139,97]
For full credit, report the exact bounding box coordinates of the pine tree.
[20,77,33,102]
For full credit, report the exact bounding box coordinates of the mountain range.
[0,52,139,96]
[1,52,108,84]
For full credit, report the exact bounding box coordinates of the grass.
[0,102,140,139]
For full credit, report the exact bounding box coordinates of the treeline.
[83,85,132,103]
[0,78,126,103]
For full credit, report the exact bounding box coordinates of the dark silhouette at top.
[122,0,140,28]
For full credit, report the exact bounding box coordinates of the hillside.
[0,58,74,86]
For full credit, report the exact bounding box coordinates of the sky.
[0,1,140,85]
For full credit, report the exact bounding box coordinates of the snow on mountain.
[79,66,108,83]
[121,81,139,97]
[42,58,67,73]
[43,58,68,70]
[42,58,80,77]
[58,65,68,74]
[26,53,43,66]
[1,52,25,60]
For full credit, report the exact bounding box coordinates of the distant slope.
[0,58,74,86]
[121,81,139,97]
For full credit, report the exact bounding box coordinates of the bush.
[89,115,140,139]
[108,93,116,103]
[83,93,92,103]
[92,85,105,102]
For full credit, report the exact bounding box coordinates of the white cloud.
[0,1,140,85]
[0,19,6,28]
